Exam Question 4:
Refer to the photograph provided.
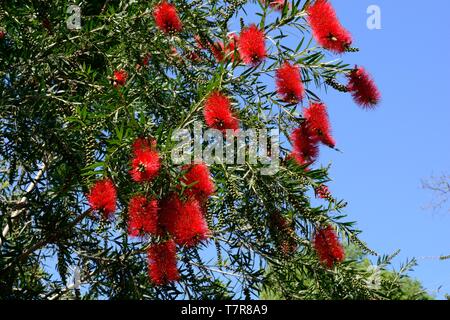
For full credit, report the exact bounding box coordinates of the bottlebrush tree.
[0,0,403,300]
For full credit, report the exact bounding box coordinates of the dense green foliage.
[0,0,427,300]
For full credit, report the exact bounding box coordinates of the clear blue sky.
[235,0,450,298]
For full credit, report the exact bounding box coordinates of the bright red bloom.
[275,61,304,104]
[238,24,267,65]
[153,1,182,34]
[87,178,117,219]
[147,240,180,285]
[347,66,381,108]
[159,195,209,247]
[313,225,345,268]
[307,0,352,53]
[303,102,335,148]
[142,53,151,66]
[203,91,239,133]
[130,149,161,183]
[113,69,128,87]
[290,123,319,166]
[132,137,157,155]
[180,163,215,202]
[315,184,332,200]
[128,195,159,237]
[210,34,240,63]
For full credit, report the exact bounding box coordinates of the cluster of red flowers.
[307,0,352,53]
[147,239,180,285]
[113,69,128,87]
[129,137,161,183]
[347,66,381,108]
[290,102,334,166]
[128,195,159,237]
[125,137,215,285]
[238,24,267,65]
[159,194,210,247]
[312,225,345,268]
[153,1,183,34]
[180,163,216,203]
[203,91,240,133]
[314,184,332,200]
[275,61,304,104]
[87,178,117,220]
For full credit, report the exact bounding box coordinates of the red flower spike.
[203,91,239,133]
[0,31,5,40]
[275,61,305,104]
[315,184,332,200]
[180,163,215,202]
[153,1,182,34]
[238,24,267,65]
[147,240,180,285]
[347,66,381,109]
[159,195,210,247]
[132,137,157,156]
[313,225,345,268]
[303,102,335,148]
[130,149,161,183]
[290,123,319,166]
[87,178,117,219]
[128,195,159,237]
[307,0,352,53]
[113,69,128,87]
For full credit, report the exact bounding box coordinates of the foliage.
[0,0,406,300]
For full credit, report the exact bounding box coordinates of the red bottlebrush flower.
[313,225,345,268]
[275,61,305,104]
[203,91,239,133]
[130,149,161,183]
[303,102,335,148]
[132,137,157,155]
[290,123,319,166]
[87,178,117,219]
[147,240,179,285]
[0,31,5,40]
[153,1,182,34]
[128,195,159,237]
[347,66,381,108]
[210,34,240,63]
[113,69,128,87]
[159,195,209,247]
[142,53,152,66]
[238,24,267,65]
[315,184,332,200]
[307,0,352,53]
[180,163,215,202]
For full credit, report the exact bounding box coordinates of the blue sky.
[305,0,450,297]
